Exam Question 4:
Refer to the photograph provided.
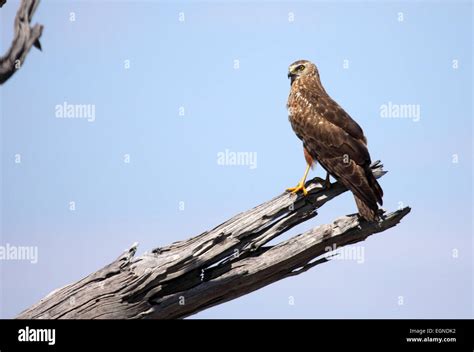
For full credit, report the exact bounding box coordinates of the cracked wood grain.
[0,0,43,84]
[17,161,411,319]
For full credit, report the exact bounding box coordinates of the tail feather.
[364,165,383,206]
[354,165,383,221]
[354,195,379,221]
[318,158,384,222]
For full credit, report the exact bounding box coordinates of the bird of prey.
[286,59,383,221]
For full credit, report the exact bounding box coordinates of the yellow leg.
[286,164,311,196]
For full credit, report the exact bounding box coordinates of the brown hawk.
[286,59,383,221]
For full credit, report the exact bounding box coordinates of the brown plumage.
[303,146,314,168]
[287,59,383,221]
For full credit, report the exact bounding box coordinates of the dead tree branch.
[17,161,410,319]
[0,0,42,84]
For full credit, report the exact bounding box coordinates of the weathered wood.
[17,162,410,319]
[0,0,43,84]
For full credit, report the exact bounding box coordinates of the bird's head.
[288,60,318,84]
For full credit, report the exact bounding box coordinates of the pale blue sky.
[1,0,472,318]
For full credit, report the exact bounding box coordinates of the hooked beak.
[288,70,297,84]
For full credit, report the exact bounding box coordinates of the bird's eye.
[297,65,305,71]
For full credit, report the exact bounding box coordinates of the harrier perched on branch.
[286,59,383,221]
